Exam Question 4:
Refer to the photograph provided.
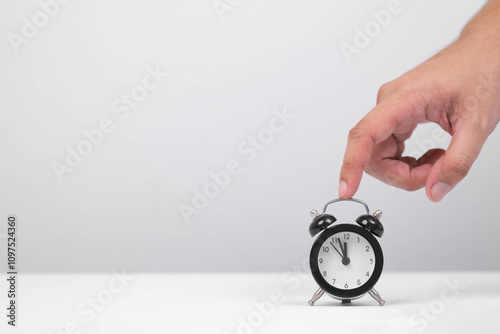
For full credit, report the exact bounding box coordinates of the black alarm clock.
[307,198,385,306]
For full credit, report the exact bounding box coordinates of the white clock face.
[317,230,376,290]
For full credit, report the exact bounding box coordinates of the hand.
[339,23,500,202]
[337,238,350,266]
[342,241,349,266]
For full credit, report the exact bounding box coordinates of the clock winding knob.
[372,210,382,219]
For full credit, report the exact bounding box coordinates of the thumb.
[425,123,486,202]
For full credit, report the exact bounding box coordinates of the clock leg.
[368,288,385,306]
[308,287,325,306]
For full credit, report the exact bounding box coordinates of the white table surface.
[2,271,499,334]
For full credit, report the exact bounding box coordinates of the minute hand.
[330,241,344,259]
[337,238,345,256]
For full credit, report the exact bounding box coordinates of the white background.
[1,0,499,273]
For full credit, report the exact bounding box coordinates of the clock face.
[310,224,383,299]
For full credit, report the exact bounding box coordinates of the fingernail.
[339,180,348,198]
[430,182,452,202]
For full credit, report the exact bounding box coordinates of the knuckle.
[389,175,422,191]
[377,83,391,102]
[374,168,424,192]
[402,183,422,192]
[348,124,365,140]
[446,154,471,179]
[377,83,387,104]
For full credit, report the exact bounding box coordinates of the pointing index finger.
[339,126,374,198]
[339,98,415,198]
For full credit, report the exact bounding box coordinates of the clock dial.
[310,224,383,298]
[317,231,375,290]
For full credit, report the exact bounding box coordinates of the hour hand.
[338,239,350,266]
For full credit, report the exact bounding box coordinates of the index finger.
[339,98,420,198]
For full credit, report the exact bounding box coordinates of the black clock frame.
[309,223,384,299]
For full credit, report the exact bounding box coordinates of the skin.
[339,0,500,202]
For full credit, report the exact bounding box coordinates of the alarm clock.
[307,198,386,306]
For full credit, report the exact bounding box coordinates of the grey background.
[1,0,498,272]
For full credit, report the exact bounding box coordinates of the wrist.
[458,1,500,65]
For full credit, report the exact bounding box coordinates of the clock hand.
[337,238,345,255]
[341,241,350,266]
[330,242,344,259]
[335,238,350,265]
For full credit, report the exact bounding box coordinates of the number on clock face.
[317,231,376,290]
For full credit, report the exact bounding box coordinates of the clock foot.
[308,287,325,306]
[368,287,385,306]
[342,299,351,304]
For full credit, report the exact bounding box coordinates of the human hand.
[339,35,500,202]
